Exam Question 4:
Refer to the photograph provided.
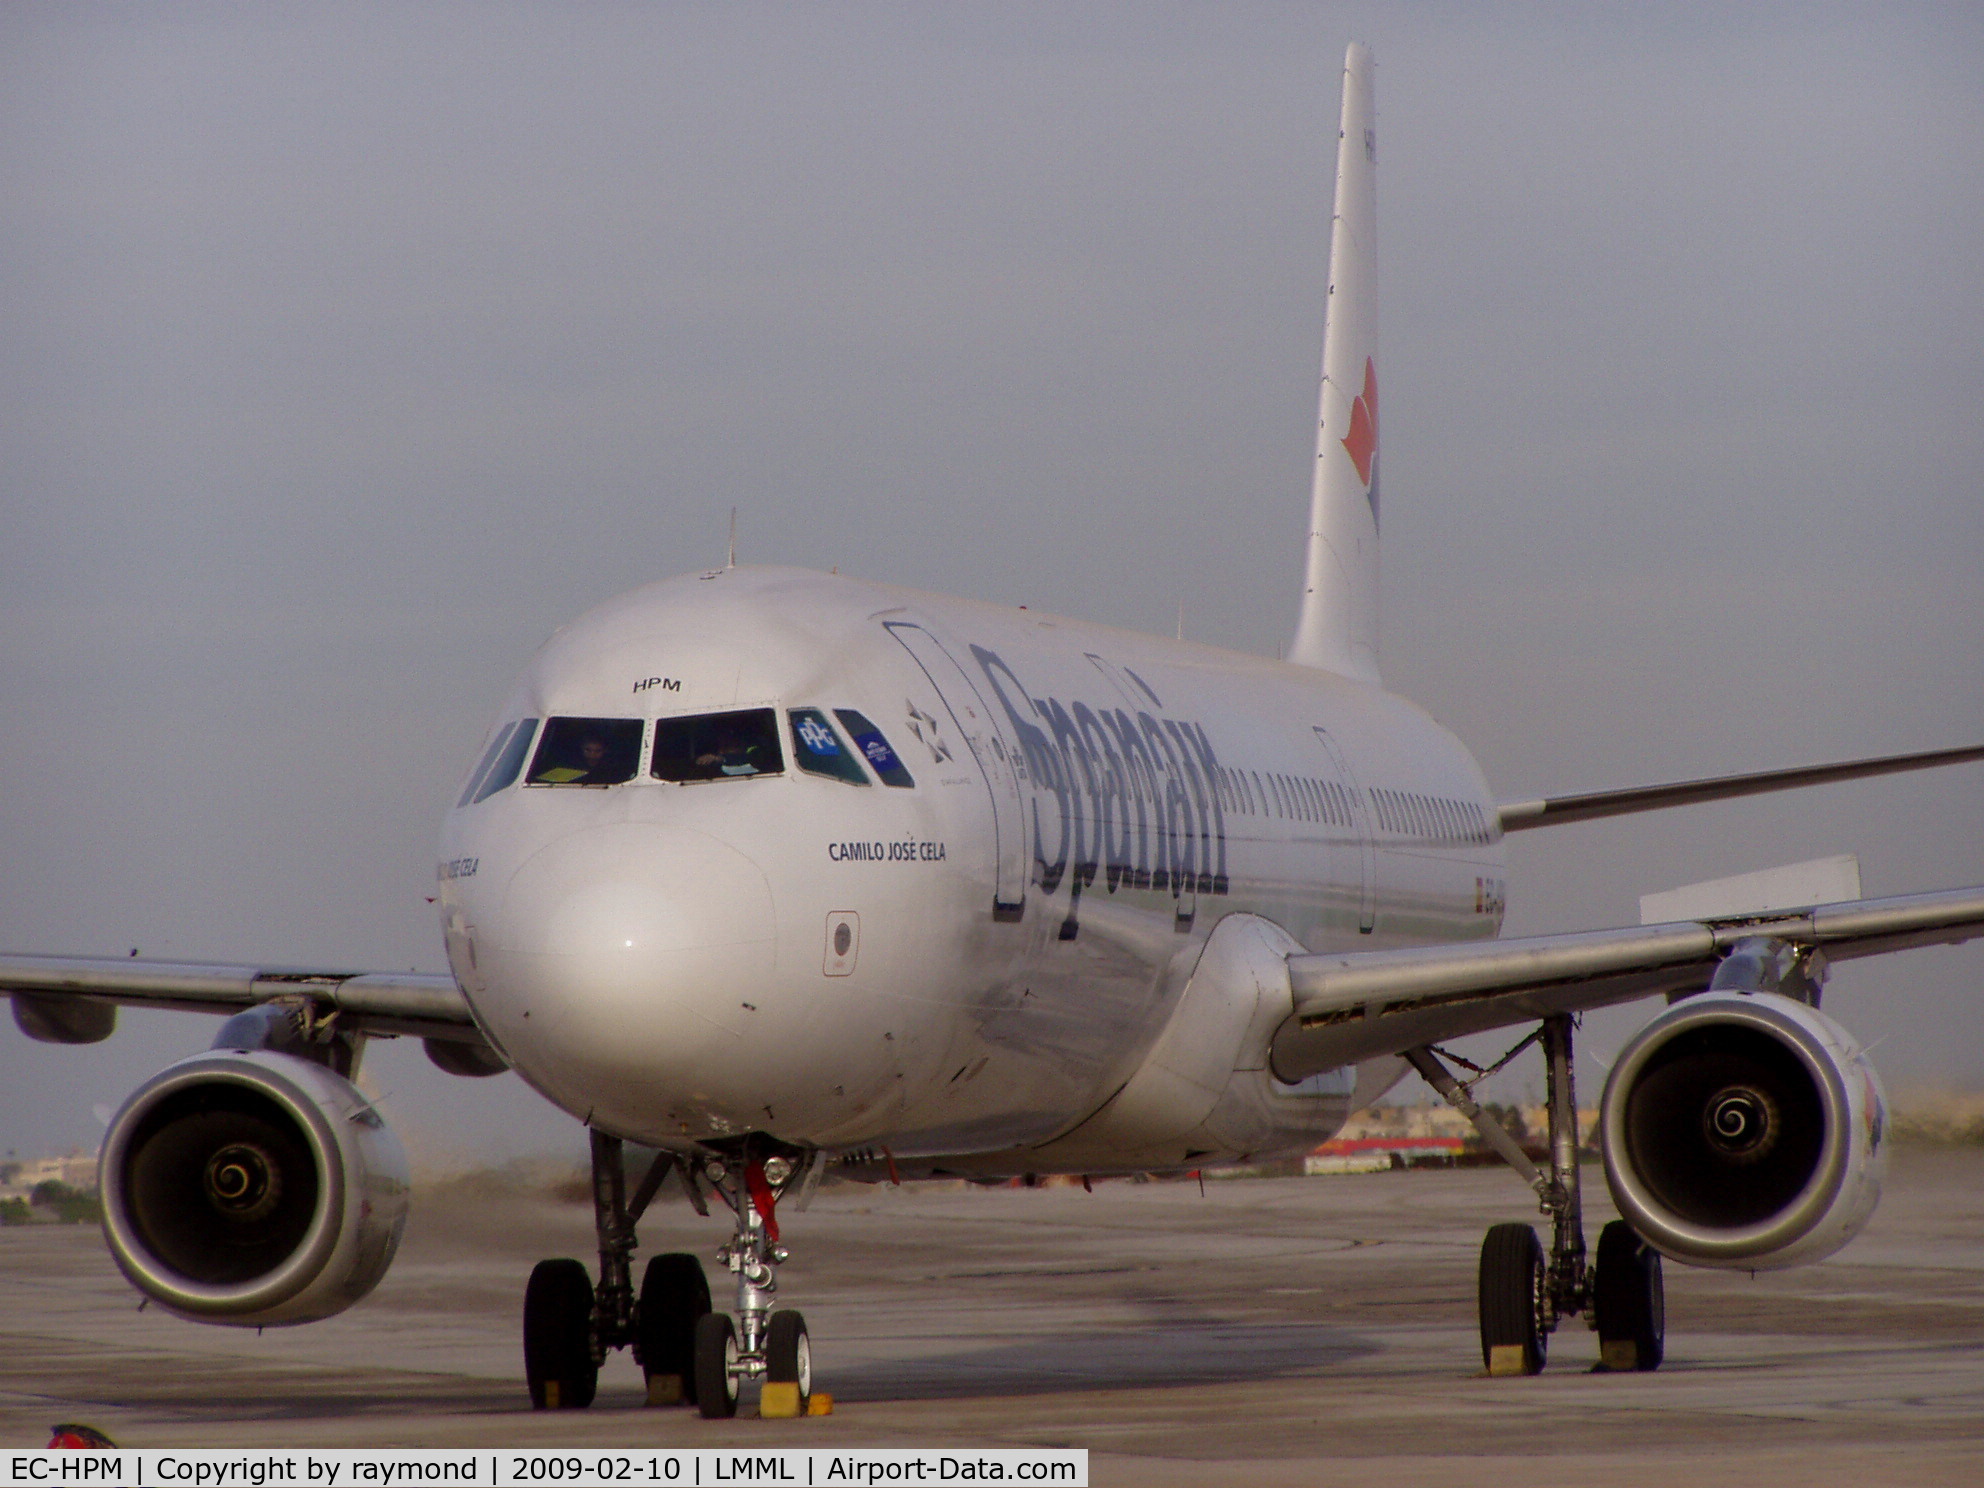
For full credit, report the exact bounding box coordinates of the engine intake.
[100,1051,410,1325]
[1600,991,1885,1270]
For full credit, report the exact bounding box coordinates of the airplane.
[5,42,1983,1419]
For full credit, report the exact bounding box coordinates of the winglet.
[1288,43,1381,682]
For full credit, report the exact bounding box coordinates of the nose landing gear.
[521,1131,820,1415]
[693,1153,813,1418]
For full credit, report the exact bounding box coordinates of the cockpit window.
[458,721,518,807]
[472,718,538,803]
[833,709,914,788]
[651,708,783,782]
[526,717,643,786]
[789,709,870,785]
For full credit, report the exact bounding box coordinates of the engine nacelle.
[1600,991,1886,1270]
[100,1051,410,1326]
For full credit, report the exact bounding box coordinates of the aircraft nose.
[479,824,777,1114]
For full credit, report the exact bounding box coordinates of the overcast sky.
[3,2,1980,1167]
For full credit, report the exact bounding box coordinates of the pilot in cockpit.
[573,735,610,779]
[696,726,766,778]
[535,733,612,785]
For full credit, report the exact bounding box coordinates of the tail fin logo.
[1341,357,1378,487]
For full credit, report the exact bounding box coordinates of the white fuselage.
[436,565,1506,1173]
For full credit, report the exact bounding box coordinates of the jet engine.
[1599,990,1886,1270]
[99,1050,410,1326]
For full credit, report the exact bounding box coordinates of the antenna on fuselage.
[727,507,737,569]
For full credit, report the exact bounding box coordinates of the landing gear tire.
[1478,1222,1547,1377]
[693,1311,740,1419]
[1593,1219,1665,1372]
[638,1253,712,1407]
[524,1258,599,1410]
[765,1309,811,1411]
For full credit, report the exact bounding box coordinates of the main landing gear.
[522,1131,820,1416]
[1408,1013,1665,1377]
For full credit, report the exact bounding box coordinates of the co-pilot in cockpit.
[652,708,783,782]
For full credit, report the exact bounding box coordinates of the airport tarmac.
[4,1144,1982,1486]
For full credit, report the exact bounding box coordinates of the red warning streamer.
[744,1160,780,1244]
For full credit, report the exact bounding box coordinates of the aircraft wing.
[1270,884,1984,1080]
[1497,742,1984,831]
[0,953,480,1046]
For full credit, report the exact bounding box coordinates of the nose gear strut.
[694,1149,815,1418]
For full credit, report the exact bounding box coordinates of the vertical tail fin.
[1288,43,1380,682]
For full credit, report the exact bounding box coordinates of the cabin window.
[469,719,539,803]
[789,709,870,785]
[528,717,644,786]
[651,708,784,782]
[834,709,914,788]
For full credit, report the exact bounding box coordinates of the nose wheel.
[692,1312,740,1418]
[767,1310,812,1398]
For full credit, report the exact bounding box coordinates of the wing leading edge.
[1,953,479,1045]
[1270,884,1984,1081]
